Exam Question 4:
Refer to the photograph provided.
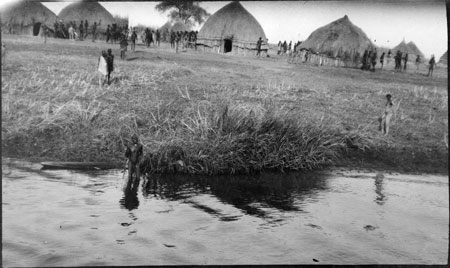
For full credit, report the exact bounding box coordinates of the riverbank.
[2,35,448,175]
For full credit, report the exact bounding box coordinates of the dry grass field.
[1,35,448,174]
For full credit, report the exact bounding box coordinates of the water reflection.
[140,172,330,219]
[374,174,387,206]
[119,176,140,210]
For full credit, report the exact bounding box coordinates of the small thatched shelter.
[58,2,115,30]
[196,1,268,55]
[299,15,374,59]
[0,1,58,36]
[438,51,447,66]
[170,21,191,32]
[392,40,425,59]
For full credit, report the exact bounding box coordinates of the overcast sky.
[1,1,447,58]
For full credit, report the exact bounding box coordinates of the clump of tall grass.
[141,103,373,175]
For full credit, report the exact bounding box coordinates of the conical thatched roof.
[159,21,172,32]
[196,1,268,51]
[0,1,58,27]
[439,51,447,65]
[299,15,374,57]
[58,2,115,30]
[392,40,425,58]
[170,21,191,32]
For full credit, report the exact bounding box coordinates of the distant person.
[361,50,368,70]
[175,31,180,53]
[92,22,97,42]
[427,55,436,77]
[277,41,282,55]
[379,52,385,69]
[403,53,408,70]
[371,49,378,71]
[386,49,392,65]
[256,37,263,57]
[380,94,394,136]
[42,25,49,44]
[130,30,137,52]
[106,48,114,85]
[84,20,89,39]
[120,37,128,60]
[155,29,161,47]
[106,25,111,43]
[394,50,402,71]
[68,25,75,40]
[98,50,108,86]
[415,55,421,70]
[125,134,143,180]
[79,21,84,41]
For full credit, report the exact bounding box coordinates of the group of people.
[53,19,98,41]
[170,30,198,52]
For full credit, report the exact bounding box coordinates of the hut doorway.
[33,23,41,36]
[224,39,232,53]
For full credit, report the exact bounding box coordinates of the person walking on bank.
[371,49,378,71]
[427,55,436,77]
[79,21,84,41]
[125,134,143,180]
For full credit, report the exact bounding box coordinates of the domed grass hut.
[58,2,115,30]
[159,21,172,42]
[0,1,58,36]
[299,15,375,66]
[196,1,268,55]
[171,21,191,33]
[392,40,425,59]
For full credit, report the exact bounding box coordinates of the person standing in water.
[125,134,143,180]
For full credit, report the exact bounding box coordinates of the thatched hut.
[58,2,115,30]
[392,40,425,59]
[299,15,374,60]
[438,51,447,66]
[196,1,268,55]
[0,1,58,36]
[171,21,191,33]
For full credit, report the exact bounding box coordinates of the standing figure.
[98,50,108,86]
[125,134,143,180]
[427,55,436,77]
[120,37,128,60]
[155,29,161,47]
[379,52,385,69]
[92,22,97,42]
[403,53,408,70]
[106,49,114,85]
[79,21,84,41]
[371,49,378,71]
[256,37,263,57]
[415,55,421,70]
[130,30,137,52]
[84,20,89,39]
[386,50,392,65]
[380,94,394,136]
[106,25,111,43]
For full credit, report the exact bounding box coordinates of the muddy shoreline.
[3,145,447,176]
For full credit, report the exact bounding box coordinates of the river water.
[2,158,448,266]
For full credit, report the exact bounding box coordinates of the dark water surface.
[2,158,448,266]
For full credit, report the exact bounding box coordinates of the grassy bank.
[2,35,448,174]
